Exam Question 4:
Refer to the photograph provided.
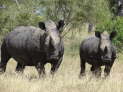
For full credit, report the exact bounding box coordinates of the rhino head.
[38,20,64,60]
[95,31,117,62]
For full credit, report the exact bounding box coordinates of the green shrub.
[0,2,44,42]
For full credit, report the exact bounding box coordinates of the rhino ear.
[38,22,46,30]
[110,31,117,40]
[57,20,64,30]
[95,31,101,38]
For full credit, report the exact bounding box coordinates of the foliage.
[0,0,123,50]
[0,0,44,42]
[72,0,111,25]
[0,0,112,30]
[43,0,112,28]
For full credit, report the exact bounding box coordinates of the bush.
[0,2,45,42]
[96,17,123,51]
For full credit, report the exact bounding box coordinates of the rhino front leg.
[104,61,114,77]
[104,65,112,77]
[0,42,11,73]
[91,66,101,78]
[16,63,25,73]
[104,66,111,77]
[36,62,46,78]
[79,58,86,78]
[50,57,63,76]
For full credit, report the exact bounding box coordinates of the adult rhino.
[79,31,117,78]
[0,20,64,77]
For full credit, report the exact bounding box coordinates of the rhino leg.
[104,65,113,77]
[16,63,25,73]
[79,58,86,78]
[50,57,63,76]
[91,66,101,78]
[36,62,45,78]
[104,66,110,77]
[0,42,11,73]
[104,60,114,77]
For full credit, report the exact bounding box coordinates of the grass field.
[0,26,123,92]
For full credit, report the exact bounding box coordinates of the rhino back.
[80,37,100,57]
[4,26,45,59]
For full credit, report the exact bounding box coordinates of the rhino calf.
[0,20,64,77]
[79,31,117,78]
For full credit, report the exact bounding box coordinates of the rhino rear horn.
[38,22,46,30]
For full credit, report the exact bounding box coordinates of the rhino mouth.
[104,59,111,61]
[45,51,59,60]
[102,58,112,63]
[50,55,59,60]
[46,55,59,60]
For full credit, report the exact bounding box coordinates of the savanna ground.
[0,26,123,92]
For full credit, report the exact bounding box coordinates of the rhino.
[79,31,117,78]
[0,20,64,77]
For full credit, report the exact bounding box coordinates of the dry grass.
[0,26,123,92]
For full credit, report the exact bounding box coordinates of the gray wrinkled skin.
[79,31,117,78]
[0,20,64,77]
[44,20,61,60]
